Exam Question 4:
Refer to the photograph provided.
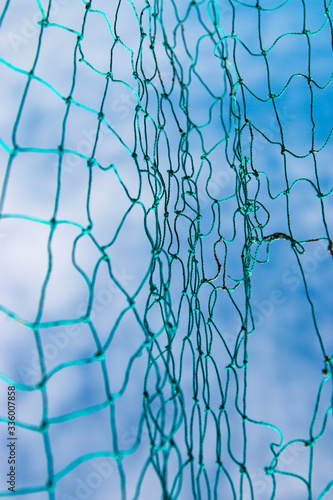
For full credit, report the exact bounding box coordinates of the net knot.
[39,18,49,28]
[244,201,255,214]
[95,350,105,361]
[127,297,135,308]
[87,158,95,168]
[171,380,180,395]
[40,420,49,433]
[46,480,55,492]
[82,225,92,235]
[36,376,46,389]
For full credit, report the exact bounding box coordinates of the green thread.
[0,0,332,498]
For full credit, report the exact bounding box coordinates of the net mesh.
[0,0,332,498]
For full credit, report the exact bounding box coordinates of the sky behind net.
[0,0,332,499]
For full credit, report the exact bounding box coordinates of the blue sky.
[0,0,332,499]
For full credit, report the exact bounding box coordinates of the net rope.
[0,0,332,498]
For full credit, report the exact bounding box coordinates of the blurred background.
[0,0,332,499]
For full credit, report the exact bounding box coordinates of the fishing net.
[0,0,332,498]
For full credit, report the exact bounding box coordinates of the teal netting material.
[0,0,332,498]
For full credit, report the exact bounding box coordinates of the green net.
[0,0,332,498]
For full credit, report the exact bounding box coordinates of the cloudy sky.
[0,0,332,499]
